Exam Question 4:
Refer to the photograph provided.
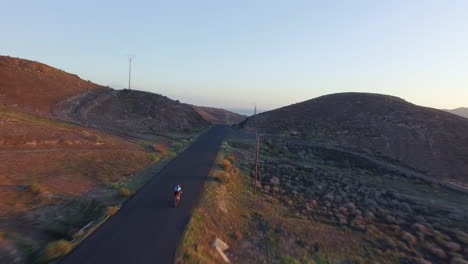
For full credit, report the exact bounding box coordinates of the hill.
[192,105,246,124]
[445,107,468,119]
[0,56,210,138]
[55,89,210,138]
[0,56,105,117]
[240,92,468,183]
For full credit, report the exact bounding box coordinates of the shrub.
[233,231,243,240]
[402,232,417,246]
[451,257,468,264]
[220,159,233,171]
[152,143,169,155]
[444,241,461,252]
[119,188,131,197]
[28,182,42,194]
[105,206,119,216]
[147,153,161,162]
[455,230,468,244]
[44,240,73,260]
[426,243,447,259]
[171,142,184,152]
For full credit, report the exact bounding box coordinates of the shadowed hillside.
[240,92,468,183]
[0,56,210,138]
[0,56,105,117]
[192,105,246,125]
[55,89,210,138]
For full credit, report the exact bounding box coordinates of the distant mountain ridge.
[445,107,468,119]
[240,92,468,183]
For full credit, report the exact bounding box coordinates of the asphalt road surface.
[60,125,233,264]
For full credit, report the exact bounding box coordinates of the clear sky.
[2,0,467,114]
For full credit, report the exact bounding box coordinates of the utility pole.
[128,56,134,90]
[128,55,135,90]
[254,104,260,195]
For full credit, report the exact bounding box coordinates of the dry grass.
[28,182,41,194]
[44,240,73,260]
[105,206,120,216]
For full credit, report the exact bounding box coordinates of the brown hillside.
[0,56,105,117]
[0,109,151,215]
[192,106,246,124]
[240,92,468,183]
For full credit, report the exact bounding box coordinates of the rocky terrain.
[239,93,468,184]
[192,105,246,125]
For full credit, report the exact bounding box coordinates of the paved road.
[60,125,232,264]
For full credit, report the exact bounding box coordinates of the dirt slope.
[55,89,210,138]
[240,92,468,183]
[0,109,154,261]
[0,56,105,117]
[192,105,246,125]
[445,107,468,119]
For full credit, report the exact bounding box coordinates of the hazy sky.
[2,0,467,113]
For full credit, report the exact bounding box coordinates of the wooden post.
[254,134,260,195]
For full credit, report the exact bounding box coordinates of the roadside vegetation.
[177,138,468,264]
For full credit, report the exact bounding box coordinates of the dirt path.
[59,125,232,264]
